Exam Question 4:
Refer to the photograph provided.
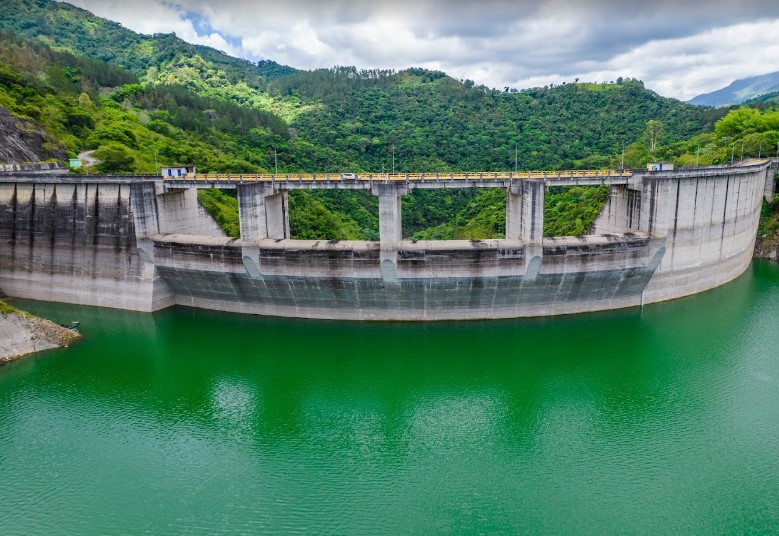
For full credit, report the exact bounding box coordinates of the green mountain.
[689,71,779,108]
[0,0,295,82]
[3,0,769,242]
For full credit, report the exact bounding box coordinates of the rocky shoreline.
[0,298,80,365]
[754,235,779,262]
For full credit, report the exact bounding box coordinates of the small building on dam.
[0,162,776,320]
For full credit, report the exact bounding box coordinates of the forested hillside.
[2,0,775,242]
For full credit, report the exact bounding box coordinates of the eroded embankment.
[0,299,80,364]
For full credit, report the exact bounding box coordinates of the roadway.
[163,170,634,190]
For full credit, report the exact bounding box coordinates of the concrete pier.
[238,183,289,241]
[0,162,773,320]
[372,183,407,281]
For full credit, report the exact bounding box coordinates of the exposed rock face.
[754,235,779,261]
[0,305,80,364]
[0,106,63,164]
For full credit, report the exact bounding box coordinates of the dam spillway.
[0,163,776,320]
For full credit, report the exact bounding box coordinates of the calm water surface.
[1,262,778,534]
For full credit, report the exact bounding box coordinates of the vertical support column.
[372,183,408,282]
[237,183,289,243]
[520,179,545,246]
[506,179,545,270]
[505,182,522,240]
[765,161,778,203]
[506,179,544,244]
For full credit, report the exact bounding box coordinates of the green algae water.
[1,262,778,534]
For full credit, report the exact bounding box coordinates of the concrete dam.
[0,163,776,320]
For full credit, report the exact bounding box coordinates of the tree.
[93,143,135,173]
[644,120,663,153]
[78,92,93,108]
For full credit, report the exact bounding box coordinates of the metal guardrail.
[166,169,634,183]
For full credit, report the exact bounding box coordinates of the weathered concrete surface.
[237,183,289,241]
[150,233,657,320]
[0,307,80,364]
[0,162,772,320]
[638,168,767,304]
[0,180,221,312]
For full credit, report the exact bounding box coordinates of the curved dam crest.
[0,163,776,320]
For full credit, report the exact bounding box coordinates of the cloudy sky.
[66,0,779,100]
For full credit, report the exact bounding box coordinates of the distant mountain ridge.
[0,0,297,83]
[689,71,779,107]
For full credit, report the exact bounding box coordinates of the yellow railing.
[171,170,633,182]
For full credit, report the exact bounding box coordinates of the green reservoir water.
[1,262,778,534]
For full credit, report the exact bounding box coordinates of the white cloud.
[593,19,779,100]
[62,0,779,100]
[65,0,240,56]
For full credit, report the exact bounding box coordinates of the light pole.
[740,140,745,162]
[392,145,395,173]
[274,148,278,174]
[696,146,700,167]
[514,143,518,172]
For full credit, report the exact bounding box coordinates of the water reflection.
[1,262,777,534]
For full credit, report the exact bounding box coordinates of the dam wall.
[0,180,222,311]
[151,233,655,320]
[640,167,769,304]
[0,162,772,320]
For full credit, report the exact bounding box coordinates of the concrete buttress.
[372,183,408,281]
[237,183,289,242]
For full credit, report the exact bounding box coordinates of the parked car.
[340,172,358,180]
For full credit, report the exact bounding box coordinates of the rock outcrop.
[0,106,64,164]
[0,301,80,364]
[754,235,779,262]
